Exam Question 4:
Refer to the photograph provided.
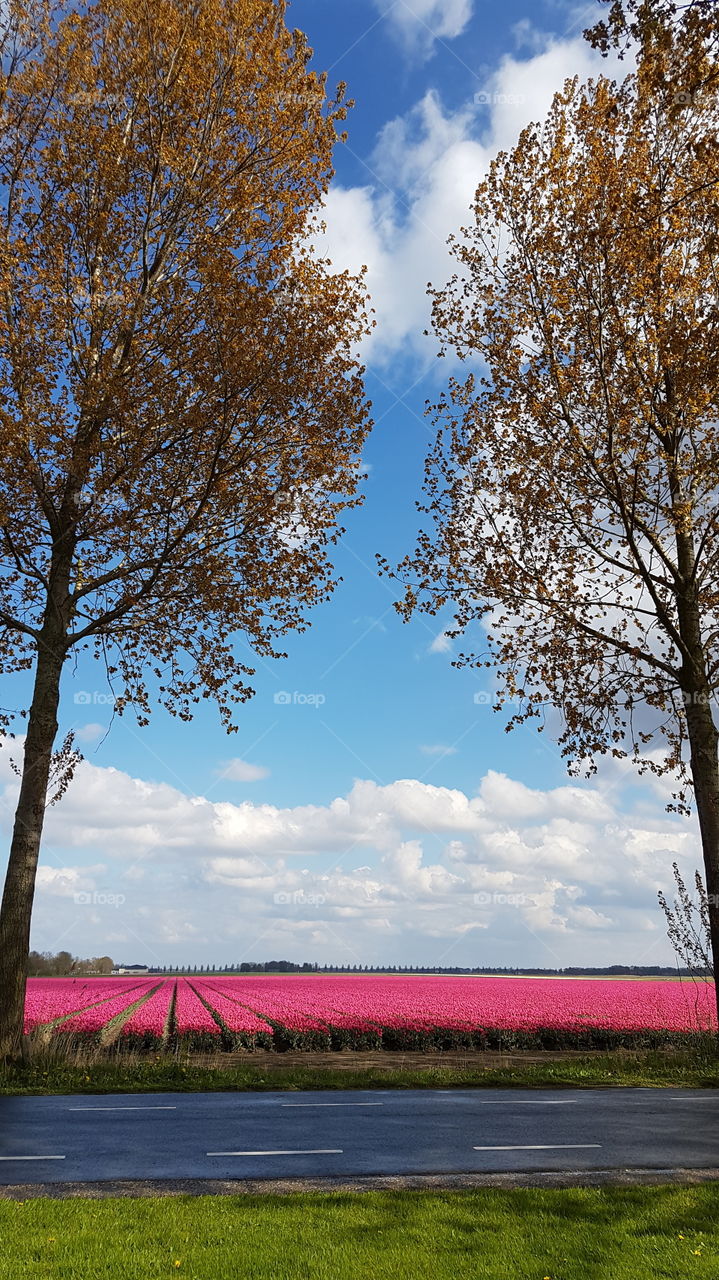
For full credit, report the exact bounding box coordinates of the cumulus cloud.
[316,31,630,372]
[372,0,473,60]
[35,864,106,897]
[217,759,270,783]
[75,723,105,744]
[0,747,698,967]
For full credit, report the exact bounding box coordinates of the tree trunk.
[0,568,71,1059]
[673,514,719,1037]
[682,692,719,1033]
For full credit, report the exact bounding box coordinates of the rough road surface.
[0,1086,717,1195]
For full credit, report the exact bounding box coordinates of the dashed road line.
[0,1155,66,1161]
[207,1149,343,1157]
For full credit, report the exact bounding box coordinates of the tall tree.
[390,34,719,1023]
[0,0,371,1058]
[54,951,74,976]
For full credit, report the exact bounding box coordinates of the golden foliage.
[393,37,719,798]
[0,0,372,728]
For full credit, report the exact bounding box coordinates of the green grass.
[2,1047,719,1094]
[1,1187,719,1278]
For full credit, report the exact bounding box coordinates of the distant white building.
[112,964,150,975]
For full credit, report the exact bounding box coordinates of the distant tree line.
[27,950,114,976]
[146,962,709,977]
[26,955,710,977]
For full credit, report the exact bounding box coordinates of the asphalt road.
[0,1087,717,1185]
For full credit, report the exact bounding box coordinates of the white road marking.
[280,1102,384,1108]
[613,1096,717,1105]
[207,1149,343,1157]
[0,1155,66,1161]
[473,1144,601,1151]
[479,1100,577,1105]
[68,1106,177,1111]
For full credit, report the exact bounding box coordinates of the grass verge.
[1,1046,719,1094]
[1,1186,719,1278]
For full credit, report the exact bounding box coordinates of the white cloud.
[429,629,453,654]
[567,904,614,930]
[35,865,104,897]
[217,759,270,782]
[0,747,698,967]
[477,772,614,824]
[316,33,631,372]
[511,16,555,55]
[420,743,458,756]
[317,96,485,371]
[478,34,629,156]
[75,723,105,743]
[372,0,473,60]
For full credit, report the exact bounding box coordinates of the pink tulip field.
[22,973,717,1053]
[23,977,154,1035]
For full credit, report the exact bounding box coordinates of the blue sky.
[5,0,700,970]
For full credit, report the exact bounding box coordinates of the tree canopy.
[0,0,371,730]
[393,65,719,790]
